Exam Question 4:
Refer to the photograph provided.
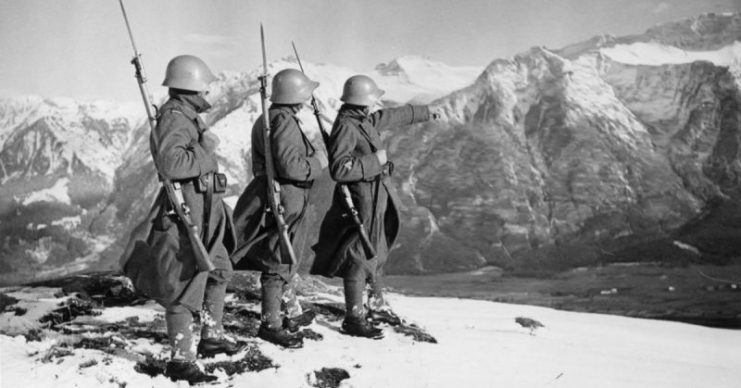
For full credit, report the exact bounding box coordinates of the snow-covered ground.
[1,287,739,388]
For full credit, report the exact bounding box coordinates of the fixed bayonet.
[260,24,298,266]
[118,0,214,272]
[291,41,377,259]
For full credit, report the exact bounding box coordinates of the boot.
[283,310,316,333]
[197,337,247,358]
[164,360,217,384]
[368,307,402,326]
[258,324,304,349]
[341,316,384,339]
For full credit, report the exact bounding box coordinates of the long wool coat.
[230,105,324,280]
[121,94,235,311]
[311,104,430,279]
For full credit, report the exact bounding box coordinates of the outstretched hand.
[429,105,443,121]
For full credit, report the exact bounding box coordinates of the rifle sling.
[202,172,213,247]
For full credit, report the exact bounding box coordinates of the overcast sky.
[0,0,737,102]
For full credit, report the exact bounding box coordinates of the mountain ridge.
[1,12,740,283]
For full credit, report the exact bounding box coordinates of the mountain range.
[1,12,740,284]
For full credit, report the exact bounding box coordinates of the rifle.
[259,25,298,266]
[117,0,215,272]
[291,42,376,259]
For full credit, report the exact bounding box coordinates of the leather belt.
[253,173,314,189]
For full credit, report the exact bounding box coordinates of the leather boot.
[258,324,304,349]
[341,315,384,339]
[283,310,316,333]
[197,337,247,358]
[164,360,217,384]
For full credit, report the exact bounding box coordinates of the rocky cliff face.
[1,13,740,283]
[0,97,141,283]
[385,13,741,272]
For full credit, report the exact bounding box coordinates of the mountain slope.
[1,274,739,388]
[0,97,141,283]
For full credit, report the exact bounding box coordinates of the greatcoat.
[121,93,235,311]
[230,105,324,280]
[311,104,430,279]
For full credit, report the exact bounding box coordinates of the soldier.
[122,55,243,384]
[231,68,328,349]
[312,75,438,339]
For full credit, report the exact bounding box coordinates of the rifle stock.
[118,0,214,273]
[260,25,298,266]
[291,42,376,259]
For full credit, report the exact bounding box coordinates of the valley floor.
[385,262,741,328]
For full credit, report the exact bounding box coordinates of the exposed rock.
[310,367,351,388]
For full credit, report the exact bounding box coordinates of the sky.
[0,0,738,103]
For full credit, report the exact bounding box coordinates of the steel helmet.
[340,75,384,107]
[270,69,319,104]
[162,55,217,92]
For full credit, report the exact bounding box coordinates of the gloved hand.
[200,130,220,153]
[375,149,388,166]
[428,103,443,121]
[315,149,329,169]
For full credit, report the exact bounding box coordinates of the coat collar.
[269,103,301,116]
[166,93,211,119]
[337,104,370,121]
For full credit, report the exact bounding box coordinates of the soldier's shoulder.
[157,105,195,125]
[158,100,197,120]
[270,108,293,121]
[269,109,298,129]
[330,118,358,138]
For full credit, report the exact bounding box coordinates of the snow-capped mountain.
[0,96,141,182]
[2,12,740,284]
[373,55,483,104]
[0,97,142,284]
[384,12,741,272]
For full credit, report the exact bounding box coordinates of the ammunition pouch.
[214,173,227,193]
[196,172,227,193]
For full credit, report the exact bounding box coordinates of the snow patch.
[21,178,71,206]
[373,55,483,104]
[85,302,163,324]
[50,216,81,230]
[673,240,701,255]
[24,236,53,264]
[601,41,741,67]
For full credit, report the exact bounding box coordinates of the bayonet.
[260,24,298,266]
[291,41,377,259]
[118,0,214,272]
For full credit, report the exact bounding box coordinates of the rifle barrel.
[117,0,214,273]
